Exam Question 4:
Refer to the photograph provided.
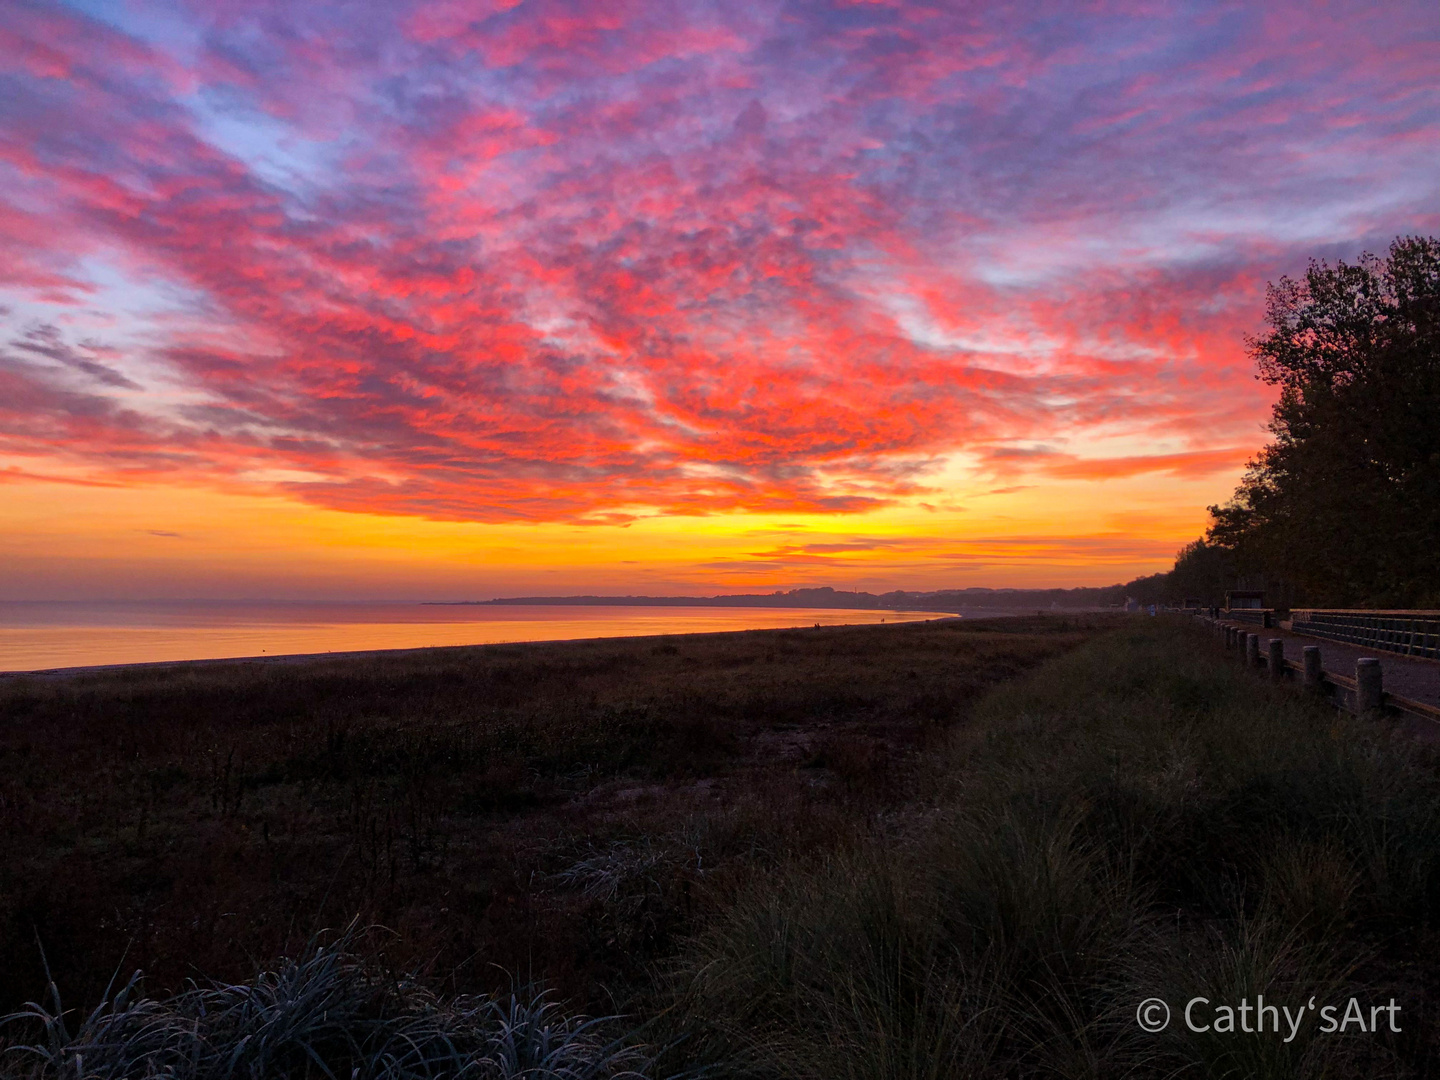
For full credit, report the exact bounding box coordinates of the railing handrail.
[1281,609,1439,663]
[1292,609,1440,617]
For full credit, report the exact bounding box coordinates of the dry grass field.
[0,615,1098,1018]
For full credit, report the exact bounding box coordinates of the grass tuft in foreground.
[3,928,656,1080]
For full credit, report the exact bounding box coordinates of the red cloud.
[1040,449,1254,481]
[0,0,1435,523]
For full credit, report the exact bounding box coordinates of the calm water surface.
[0,602,941,672]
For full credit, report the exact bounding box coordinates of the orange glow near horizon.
[1,464,1237,599]
[1,1,1436,600]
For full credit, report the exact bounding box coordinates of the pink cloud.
[0,0,1435,522]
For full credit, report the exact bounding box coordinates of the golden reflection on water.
[0,603,943,672]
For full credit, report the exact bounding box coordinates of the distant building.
[1225,590,1266,610]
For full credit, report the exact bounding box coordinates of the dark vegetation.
[7,616,1440,1077]
[1166,236,1440,610]
[7,942,652,1080]
[665,620,1440,1078]
[0,617,1091,1021]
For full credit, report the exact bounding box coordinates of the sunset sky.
[2,0,1437,600]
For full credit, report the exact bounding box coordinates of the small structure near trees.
[1225,590,1266,610]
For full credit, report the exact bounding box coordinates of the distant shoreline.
[0,607,962,679]
[431,592,1120,612]
[430,596,917,609]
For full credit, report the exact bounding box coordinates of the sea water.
[0,601,940,672]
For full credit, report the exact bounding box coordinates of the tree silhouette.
[1207,236,1440,607]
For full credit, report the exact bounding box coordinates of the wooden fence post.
[1245,633,1260,668]
[1268,638,1284,680]
[1355,658,1383,716]
[1302,646,1322,690]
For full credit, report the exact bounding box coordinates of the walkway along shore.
[1201,613,1440,735]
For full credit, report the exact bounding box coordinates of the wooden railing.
[1288,610,1440,661]
[1201,614,1440,726]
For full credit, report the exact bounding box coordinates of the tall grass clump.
[665,620,1440,1078]
[1,931,656,1080]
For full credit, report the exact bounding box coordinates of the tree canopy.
[1206,236,1440,607]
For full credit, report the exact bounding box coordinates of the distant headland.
[430,583,1144,611]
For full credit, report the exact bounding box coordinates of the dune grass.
[663,620,1440,1078]
[4,928,655,1080]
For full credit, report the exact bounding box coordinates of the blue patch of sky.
[56,0,205,62]
[55,1,345,201]
[0,252,214,398]
[185,87,343,198]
